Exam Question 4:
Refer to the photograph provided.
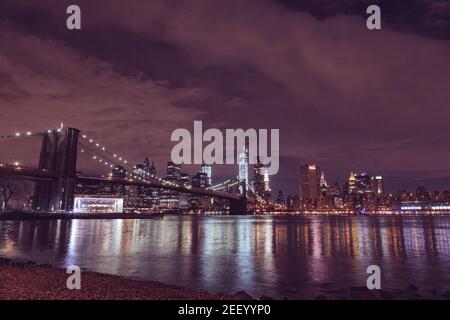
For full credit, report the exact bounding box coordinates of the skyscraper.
[201,164,212,186]
[166,161,181,181]
[112,165,127,178]
[349,172,372,194]
[252,156,265,197]
[299,164,322,200]
[276,190,285,205]
[371,176,384,195]
[150,161,156,178]
[238,146,249,190]
[348,172,357,194]
[192,172,208,189]
[263,169,271,193]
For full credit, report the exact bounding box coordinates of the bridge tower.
[229,180,247,215]
[33,127,80,212]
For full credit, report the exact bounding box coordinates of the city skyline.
[1,0,450,194]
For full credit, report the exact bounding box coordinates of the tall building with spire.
[348,172,357,194]
[201,164,212,186]
[263,169,271,194]
[238,145,249,191]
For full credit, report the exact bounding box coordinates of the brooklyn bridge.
[0,127,255,215]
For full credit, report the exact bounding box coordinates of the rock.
[379,290,395,300]
[318,282,337,289]
[349,286,377,300]
[406,284,418,292]
[428,288,437,295]
[232,291,254,300]
[315,294,328,300]
[259,295,275,300]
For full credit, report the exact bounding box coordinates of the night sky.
[1,0,450,195]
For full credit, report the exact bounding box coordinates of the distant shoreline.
[0,212,164,221]
[1,211,450,221]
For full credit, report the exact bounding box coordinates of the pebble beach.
[0,258,249,300]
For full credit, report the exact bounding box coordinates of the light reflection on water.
[0,216,449,298]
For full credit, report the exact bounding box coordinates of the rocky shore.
[0,258,250,300]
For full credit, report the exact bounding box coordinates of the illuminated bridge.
[0,127,250,215]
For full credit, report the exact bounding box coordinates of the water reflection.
[0,216,449,298]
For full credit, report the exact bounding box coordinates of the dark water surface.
[1,216,449,298]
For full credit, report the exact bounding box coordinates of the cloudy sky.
[1,0,450,194]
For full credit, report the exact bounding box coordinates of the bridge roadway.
[0,166,245,201]
[77,175,243,201]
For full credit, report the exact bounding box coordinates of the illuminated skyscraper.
[150,161,156,178]
[112,165,127,178]
[371,176,384,195]
[252,156,265,197]
[167,161,181,181]
[299,164,322,200]
[192,172,208,188]
[348,172,357,194]
[201,164,212,186]
[263,169,271,193]
[238,146,248,190]
[349,172,372,194]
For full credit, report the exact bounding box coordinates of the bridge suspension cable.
[78,132,167,183]
[0,130,46,168]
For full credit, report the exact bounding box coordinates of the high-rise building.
[143,157,150,171]
[299,164,322,200]
[201,164,212,186]
[371,176,384,195]
[112,165,127,178]
[263,169,271,193]
[132,157,156,180]
[192,172,208,189]
[252,157,265,197]
[354,173,372,194]
[276,190,285,205]
[180,173,191,187]
[348,172,372,194]
[238,146,249,191]
[133,164,146,180]
[150,161,156,178]
[166,161,181,181]
[348,172,357,194]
